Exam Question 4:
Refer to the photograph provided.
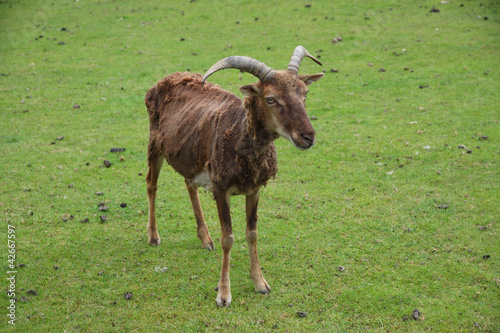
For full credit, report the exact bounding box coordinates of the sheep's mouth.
[293,138,316,150]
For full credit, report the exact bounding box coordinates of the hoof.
[148,237,161,246]
[215,295,232,308]
[203,240,215,251]
[254,279,271,294]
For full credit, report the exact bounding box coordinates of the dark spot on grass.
[100,215,107,222]
[478,226,487,230]
[110,148,126,153]
[103,160,111,167]
[482,255,490,259]
[412,308,421,320]
[53,265,59,270]
[430,7,440,13]
[379,68,386,72]
[124,292,133,300]
[120,203,127,208]
[297,311,307,317]
[80,218,89,223]
[27,290,38,296]
[73,104,80,109]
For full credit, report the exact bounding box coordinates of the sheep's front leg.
[214,191,233,307]
[246,190,271,294]
[185,180,215,250]
[146,155,164,246]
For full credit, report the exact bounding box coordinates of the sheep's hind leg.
[246,190,271,294]
[146,154,164,246]
[185,180,215,250]
[214,191,233,307]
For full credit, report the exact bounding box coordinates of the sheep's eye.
[265,97,276,104]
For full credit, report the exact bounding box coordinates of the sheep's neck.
[243,97,278,154]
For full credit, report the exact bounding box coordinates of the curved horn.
[202,56,275,83]
[287,45,323,73]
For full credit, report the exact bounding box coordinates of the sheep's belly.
[192,170,212,190]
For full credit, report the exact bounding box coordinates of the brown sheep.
[145,46,323,307]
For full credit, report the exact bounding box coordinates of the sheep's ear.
[240,83,261,96]
[299,73,324,86]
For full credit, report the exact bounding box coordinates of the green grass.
[1,0,499,331]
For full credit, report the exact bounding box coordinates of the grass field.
[1,0,499,331]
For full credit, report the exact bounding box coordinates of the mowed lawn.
[0,0,498,331]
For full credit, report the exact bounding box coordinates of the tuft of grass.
[1,0,498,331]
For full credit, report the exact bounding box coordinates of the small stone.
[297,312,307,317]
[124,292,133,300]
[478,226,487,230]
[53,265,59,270]
[95,191,103,195]
[73,104,80,109]
[338,266,345,272]
[437,204,449,209]
[379,68,386,72]
[56,136,65,140]
[99,206,109,212]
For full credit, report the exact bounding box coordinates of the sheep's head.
[203,46,324,150]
